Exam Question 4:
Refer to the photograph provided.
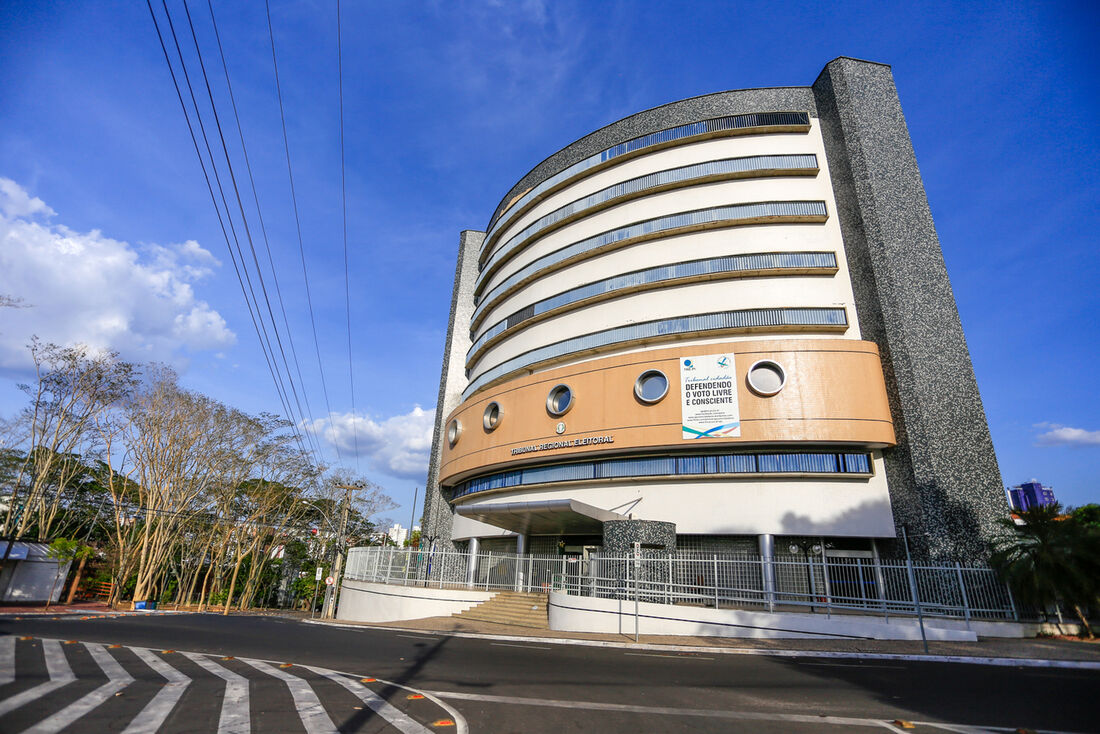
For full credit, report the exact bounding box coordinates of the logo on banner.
[681,353,740,439]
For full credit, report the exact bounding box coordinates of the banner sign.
[680,354,740,439]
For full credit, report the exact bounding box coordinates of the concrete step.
[478,600,547,611]
[451,592,550,629]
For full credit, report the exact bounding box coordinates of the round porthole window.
[546,384,574,416]
[747,360,786,396]
[483,402,502,431]
[447,418,462,447]
[634,369,669,404]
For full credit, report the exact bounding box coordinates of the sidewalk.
[308,614,1100,663]
[0,600,115,615]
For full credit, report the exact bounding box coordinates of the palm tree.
[990,503,1100,638]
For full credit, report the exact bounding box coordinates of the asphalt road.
[0,612,1096,733]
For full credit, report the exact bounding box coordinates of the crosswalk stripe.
[22,642,133,734]
[121,648,190,734]
[0,636,14,686]
[181,652,250,734]
[301,666,432,734]
[0,639,77,717]
[238,658,338,734]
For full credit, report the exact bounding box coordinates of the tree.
[989,503,1100,638]
[3,339,136,542]
[44,538,93,609]
[1070,504,1100,530]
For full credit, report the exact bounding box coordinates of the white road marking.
[181,652,250,734]
[238,658,338,734]
[121,648,190,734]
[800,662,907,670]
[916,723,995,733]
[0,636,14,686]
[0,639,77,716]
[430,690,924,730]
[22,642,133,734]
[624,652,714,660]
[397,634,437,641]
[303,618,1100,670]
[301,666,431,734]
[915,724,1088,734]
[490,643,551,650]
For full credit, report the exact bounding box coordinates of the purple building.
[1006,481,1057,512]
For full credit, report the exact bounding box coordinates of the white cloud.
[1034,423,1100,447]
[304,406,436,480]
[0,177,234,369]
[0,177,55,218]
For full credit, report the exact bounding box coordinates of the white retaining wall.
[548,591,981,641]
[336,579,495,623]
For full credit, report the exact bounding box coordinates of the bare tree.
[3,339,135,542]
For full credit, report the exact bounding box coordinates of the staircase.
[452,591,549,629]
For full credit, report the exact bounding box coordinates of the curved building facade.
[422,58,1007,562]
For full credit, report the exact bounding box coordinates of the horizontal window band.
[448,451,873,500]
[472,200,829,323]
[479,153,820,276]
[466,252,839,370]
[484,111,812,246]
[462,306,848,400]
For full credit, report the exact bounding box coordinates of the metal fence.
[342,546,1020,623]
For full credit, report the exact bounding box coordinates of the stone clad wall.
[811,58,1008,560]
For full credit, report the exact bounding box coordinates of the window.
[450,450,874,499]
[634,369,669,404]
[447,419,462,447]
[546,384,574,416]
[483,402,502,431]
[747,360,786,396]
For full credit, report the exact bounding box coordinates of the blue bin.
[133,600,157,610]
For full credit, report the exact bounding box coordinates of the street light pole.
[322,485,356,619]
[901,525,930,654]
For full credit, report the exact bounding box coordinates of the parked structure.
[0,541,71,604]
[1006,481,1057,512]
[419,55,1007,590]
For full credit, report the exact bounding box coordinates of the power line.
[203,0,325,466]
[177,0,324,466]
[264,0,344,465]
[147,0,314,464]
[336,0,362,470]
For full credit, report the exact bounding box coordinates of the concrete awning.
[454,498,625,535]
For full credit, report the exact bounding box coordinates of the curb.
[301,618,1100,670]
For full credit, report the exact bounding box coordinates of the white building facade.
[422,58,1008,564]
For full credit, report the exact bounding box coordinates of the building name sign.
[511,435,615,455]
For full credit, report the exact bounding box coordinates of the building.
[422,57,1008,565]
[1007,481,1056,512]
[383,524,421,547]
[0,541,72,604]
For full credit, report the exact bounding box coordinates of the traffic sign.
[325,576,335,586]
[315,566,323,581]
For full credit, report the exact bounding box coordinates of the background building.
[422,57,1008,563]
[1007,481,1057,512]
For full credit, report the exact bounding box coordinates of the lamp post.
[299,499,338,618]
[901,525,930,654]
[321,485,359,619]
[789,540,823,613]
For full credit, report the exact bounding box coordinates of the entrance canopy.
[454,498,625,535]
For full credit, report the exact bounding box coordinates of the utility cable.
[264,0,344,464]
[150,0,313,462]
[202,0,326,466]
[336,0,361,470]
[179,0,323,465]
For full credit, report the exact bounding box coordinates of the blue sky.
[1,0,1097,524]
